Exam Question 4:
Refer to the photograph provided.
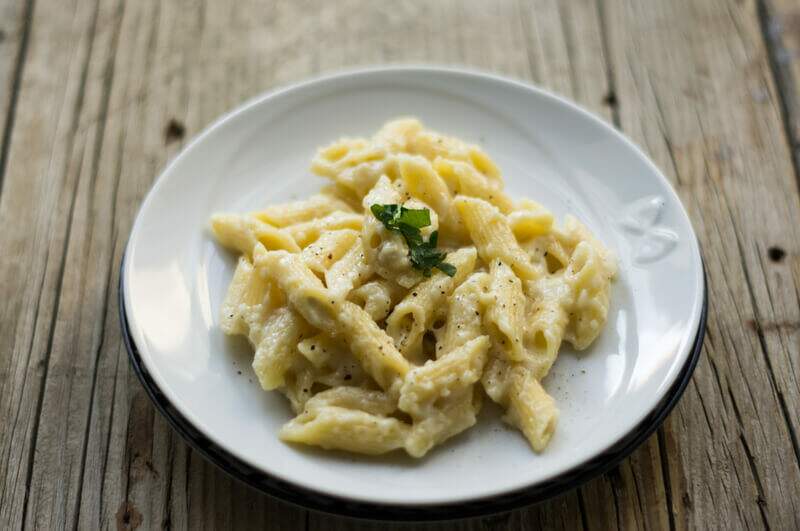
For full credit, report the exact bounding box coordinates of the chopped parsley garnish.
[370,204,456,277]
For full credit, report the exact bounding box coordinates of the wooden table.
[1,0,799,529]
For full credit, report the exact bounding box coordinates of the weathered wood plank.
[760,0,800,174]
[0,0,31,196]
[0,0,35,520]
[20,0,303,528]
[605,0,800,528]
[0,0,106,526]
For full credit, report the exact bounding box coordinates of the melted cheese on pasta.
[210,118,616,457]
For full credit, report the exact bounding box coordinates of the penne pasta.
[454,196,538,280]
[210,118,615,456]
[211,213,300,255]
[253,193,353,227]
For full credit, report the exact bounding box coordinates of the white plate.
[121,66,705,516]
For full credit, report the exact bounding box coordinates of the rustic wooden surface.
[0,0,798,529]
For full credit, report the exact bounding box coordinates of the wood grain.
[0,0,798,529]
[605,0,800,528]
[0,0,32,195]
[760,0,800,175]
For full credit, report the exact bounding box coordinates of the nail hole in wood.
[164,118,186,144]
[603,90,618,108]
[115,502,142,529]
[767,246,785,262]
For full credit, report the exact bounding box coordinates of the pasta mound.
[210,118,616,457]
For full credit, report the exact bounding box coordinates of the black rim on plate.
[119,263,707,521]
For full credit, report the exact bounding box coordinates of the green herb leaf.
[370,205,456,277]
[435,261,457,277]
[370,204,399,225]
[428,230,438,248]
[396,208,431,229]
